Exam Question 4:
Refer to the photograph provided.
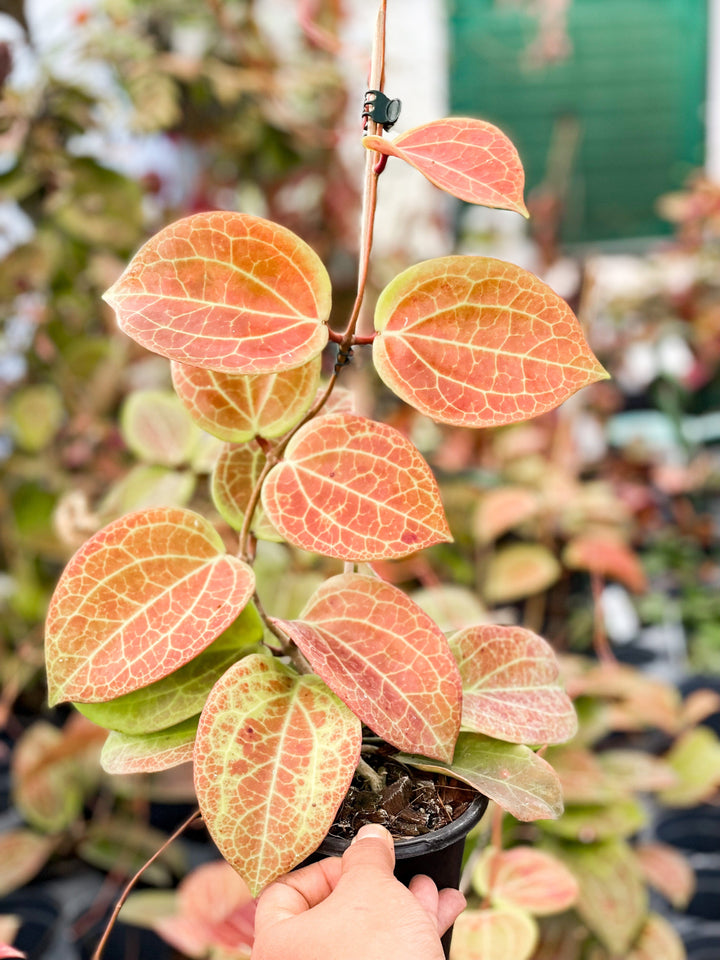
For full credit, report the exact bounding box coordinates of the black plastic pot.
[305,793,489,959]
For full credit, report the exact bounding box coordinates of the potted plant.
[43,1,607,954]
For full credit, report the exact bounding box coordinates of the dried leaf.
[398,732,564,821]
[46,507,255,704]
[262,414,451,561]
[363,118,528,214]
[171,356,321,443]
[373,257,608,428]
[450,624,577,744]
[274,574,462,762]
[194,654,361,896]
[472,846,579,916]
[450,906,538,960]
[483,544,561,605]
[104,211,331,374]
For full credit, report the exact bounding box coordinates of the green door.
[448,0,708,242]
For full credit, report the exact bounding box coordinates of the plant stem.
[591,571,616,664]
[356,755,385,792]
[91,809,202,960]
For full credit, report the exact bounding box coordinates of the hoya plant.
[44,0,606,906]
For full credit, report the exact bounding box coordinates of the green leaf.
[8,385,64,453]
[539,798,647,842]
[101,715,199,774]
[451,906,538,960]
[78,819,186,886]
[75,603,263,734]
[483,544,561,605]
[659,726,720,806]
[194,654,361,896]
[120,390,200,467]
[98,465,196,520]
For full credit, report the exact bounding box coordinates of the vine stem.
[238,0,388,565]
[591,571,616,664]
[91,810,202,960]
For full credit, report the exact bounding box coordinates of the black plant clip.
[362,90,401,131]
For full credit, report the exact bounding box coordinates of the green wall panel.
[448,0,708,242]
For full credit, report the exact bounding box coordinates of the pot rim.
[318,792,488,860]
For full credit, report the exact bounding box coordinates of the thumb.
[341,824,396,880]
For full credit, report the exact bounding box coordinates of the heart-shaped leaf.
[635,843,695,910]
[450,624,577,744]
[101,716,199,774]
[46,507,255,705]
[472,846,579,916]
[262,414,451,561]
[75,603,263,734]
[474,487,540,544]
[483,544,561,605]
[450,906,538,960]
[194,654,361,896]
[103,211,331,374]
[211,443,281,541]
[398,732,564,821]
[557,839,647,955]
[0,830,56,897]
[373,257,608,427]
[274,574,462,762]
[626,913,685,960]
[120,390,200,467]
[171,356,321,443]
[363,118,528,215]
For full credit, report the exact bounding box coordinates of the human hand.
[251,824,466,960]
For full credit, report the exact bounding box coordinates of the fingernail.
[351,824,394,849]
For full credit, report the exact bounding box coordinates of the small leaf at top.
[472,846,579,916]
[273,574,462,762]
[397,732,564,821]
[101,715,199,775]
[103,211,331,374]
[45,507,255,705]
[75,603,263,735]
[194,654,361,896]
[262,413,451,561]
[363,118,529,215]
[170,355,321,443]
[373,257,608,428]
[450,907,538,960]
[450,624,577,744]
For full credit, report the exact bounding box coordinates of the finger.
[255,856,343,927]
[435,887,467,935]
[341,823,396,879]
[408,873,439,919]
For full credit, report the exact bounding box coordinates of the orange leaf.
[262,414,451,561]
[104,211,330,374]
[363,118,528,215]
[274,574,462,762]
[451,625,577,744]
[635,842,695,910]
[194,654,361,896]
[373,257,608,428]
[563,534,647,594]
[474,486,540,544]
[171,356,321,443]
[45,507,255,705]
[211,442,281,541]
[473,846,579,916]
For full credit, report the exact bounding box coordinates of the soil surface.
[327,744,477,841]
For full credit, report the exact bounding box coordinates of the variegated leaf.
[104,211,331,374]
[635,843,695,910]
[211,442,281,541]
[472,846,579,916]
[373,257,608,427]
[274,574,462,762]
[450,906,538,960]
[45,507,255,705]
[101,715,199,774]
[262,414,451,561]
[194,654,361,896]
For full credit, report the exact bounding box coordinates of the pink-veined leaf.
[483,543,561,605]
[0,830,57,897]
[450,906,538,960]
[45,507,255,705]
[101,715,198,774]
[626,913,686,960]
[373,257,608,428]
[273,574,461,762]
[563,534,648,594]
[262,413,451,561]
[544,747,617,805]
[75,603,263,735]
[397,732,564,821]
[194,653,362,896]
[450,624,577,744]
[635,842,695,910]
[363,118,529,215]
[556,839,647,955]
[170,355,321,443]
[103,211,331,374]
[472,846,579,916]
[211,443,281,541]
